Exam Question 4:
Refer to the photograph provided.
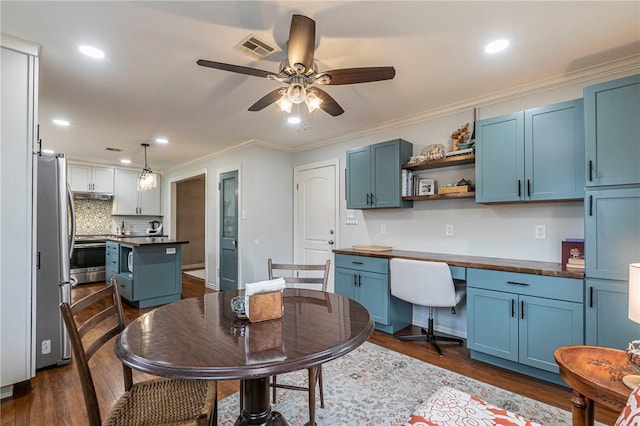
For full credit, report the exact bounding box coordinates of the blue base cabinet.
[346,139,413,209]
[466,268,583,385]
[334,254,412,333]
[476,99,584,203]
[585,278,640,349]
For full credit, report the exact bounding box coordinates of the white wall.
[163,144,293,288]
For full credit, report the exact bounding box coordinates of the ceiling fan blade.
[248,88,285,111]
[287,14,315,74]
[318,67,396,85]
[311,87,345,116]
[197,59,273,79]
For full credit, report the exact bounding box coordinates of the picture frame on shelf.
[418,178,435,196]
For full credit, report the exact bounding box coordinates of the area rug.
[217,341,600,425]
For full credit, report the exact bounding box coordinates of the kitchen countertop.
[333,248,584,279]
[107,237,189,247]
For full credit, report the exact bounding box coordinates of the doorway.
[176,174,206,276]
[293,159,339,291]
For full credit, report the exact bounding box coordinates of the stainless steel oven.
[71,235,110,284]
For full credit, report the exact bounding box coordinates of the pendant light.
[137,143,157,191]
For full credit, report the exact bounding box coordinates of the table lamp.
[624,263,640,389]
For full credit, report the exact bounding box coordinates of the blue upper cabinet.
[584,74,640,187]
[476,99,585,203]
[346,139,413,209]
[475,112,525,203]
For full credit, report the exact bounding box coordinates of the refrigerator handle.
[60,281,72,360]
[68,183,76,258]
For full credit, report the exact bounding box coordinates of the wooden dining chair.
[268,258,331,423]
[60,278,217,426]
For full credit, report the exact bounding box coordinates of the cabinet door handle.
[527,179,531,197]
[366,193,371,205]
[589,286,594,308]
[521,300,525,319]
[589,195,593,217]
[370,193,374,205]
[589,160,593,181]
[517,180,521,197]
[511,299,515,317]
[358,274,362,287]
[507,281,529,286]
[353,274,358,287]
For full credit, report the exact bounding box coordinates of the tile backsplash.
[74,199,112,235]
[74,198,162,236]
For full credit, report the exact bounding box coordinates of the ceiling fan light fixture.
[276,95,293,113]
[305,90,323,113]
[287,83,306,104]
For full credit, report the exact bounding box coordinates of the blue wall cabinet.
[584,74,640,187]
[334,254,412,333]
[476,99,584,203]
[346,139,413,209]
[585,188,640,281]
[466,268,583,380]
[585,278,640,349]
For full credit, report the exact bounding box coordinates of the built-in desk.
[333,248,584,386]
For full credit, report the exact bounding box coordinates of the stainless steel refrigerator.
[35,154,74,369]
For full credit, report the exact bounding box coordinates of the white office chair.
[390,258,466,356]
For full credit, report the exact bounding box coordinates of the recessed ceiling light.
[52,119,70,126]
[79,45,105,59]
[120,159,131,164]
[42,149,55,154]
[288,116,301,124]
[155,138,168,144]
[485,39,510,54]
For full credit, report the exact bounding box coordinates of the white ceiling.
[2,1,639,171]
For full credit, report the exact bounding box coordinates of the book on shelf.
[445,148,474,157]
[565,263,585,270]
[567,257,585,265]
[561,239,585,265]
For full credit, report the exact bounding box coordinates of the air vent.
[234,34,277,59]
[105,147,122,152]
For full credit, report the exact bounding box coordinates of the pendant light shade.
[137,143,157,191]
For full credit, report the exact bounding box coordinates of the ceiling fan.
[197,14,396,117]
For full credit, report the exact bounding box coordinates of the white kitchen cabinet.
[1,38,38,393]
[113,169,161,215]
[68,164,114,193]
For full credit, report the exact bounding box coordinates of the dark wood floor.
[0,274,619,425]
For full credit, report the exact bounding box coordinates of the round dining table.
[115,288,374,425]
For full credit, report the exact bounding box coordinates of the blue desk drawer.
[450,265,466,281]
[335,254,388,274]
[114,274,133,300]
[467,268,582,302]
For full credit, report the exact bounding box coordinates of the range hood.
[72,192,114,200]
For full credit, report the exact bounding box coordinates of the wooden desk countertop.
[333,248,584,279]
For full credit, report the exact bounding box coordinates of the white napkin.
[244,278,286,317]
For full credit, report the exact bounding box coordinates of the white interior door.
[294,159,339,291]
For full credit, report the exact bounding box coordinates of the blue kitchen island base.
[107,237,188,308]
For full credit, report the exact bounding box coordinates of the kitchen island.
[106,237,188,308]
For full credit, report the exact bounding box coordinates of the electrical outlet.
[346,209,355,219]
[535,225,547,240]
[41,339,51,355]
[380,224,387,234]
[445,224,454,236]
